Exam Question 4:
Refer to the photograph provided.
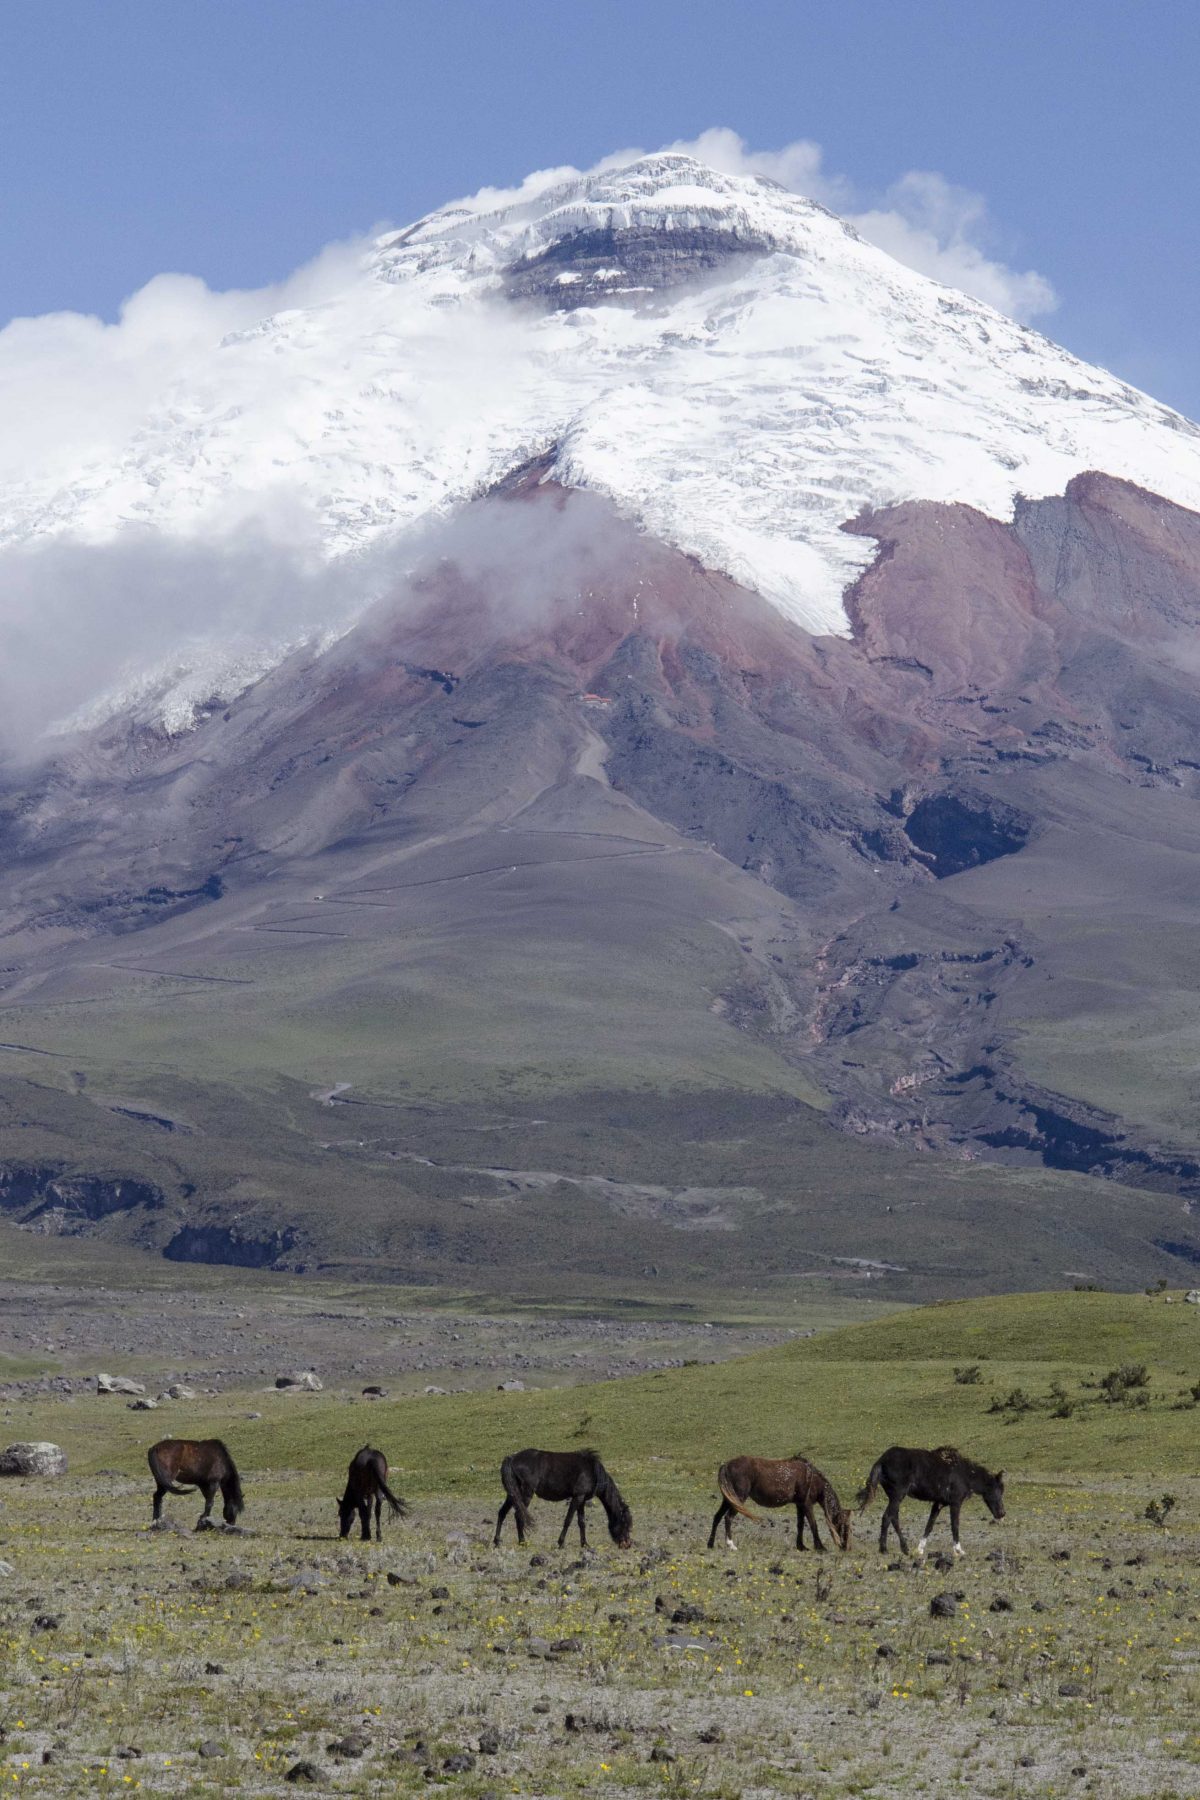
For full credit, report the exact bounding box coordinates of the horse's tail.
[377,1472,409,1519]
[717,1462,762,1525]
[501,1454,532,1535]
[147,1444,193,1496]
[857,1459,884,1513]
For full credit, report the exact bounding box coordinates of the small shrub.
[953,1365,982,1385]
[1145,1277,1169,1294]
[1048,1380,1075,1419]
[988,1387,1033,1415]
[1144,1493,1177,1527]
[1099,1363,1150,1403]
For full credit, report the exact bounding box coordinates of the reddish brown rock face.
[4,467,1200,1287]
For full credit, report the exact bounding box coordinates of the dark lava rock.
[671,1602,706,1624]
[650,1744,677,1764]
[386,1570,416,1586]
[285,1760,324,1784]
[114,1745,142,1759]
[875,1643,896,1659]
[1051,1549,1071,1562]
[224,1572,253,1591]
[930,1592,960,1618]
[989,1595,1014,1612]
[32,1614,59,1632]
[551,1636,582,1653]
[529,1553,547,1568]
[430,1584,450,1599]
[204,1662,224,1674]
[198,1740,225,1758]
[443,1752,475,1774]
[477,1728,501,1755]
[1059,1681,1085,1697]
[698,1725,725,1744]
[926,1651,951,1666]
[327,1732,369,1759]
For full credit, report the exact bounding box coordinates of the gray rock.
[285,1760,324,1784]
[197,1740,224,1758]
[497,1378,526,1392]
[165,1384,197,1400]
[0,1558,15,1576]
[361,1385,388,1397]
[275,1370,322,1390]
[0,1441,67,1477]
[327,1733,368,1759]
[97,1374,145,1396]
[930,1591,960,1618]
[1185,1289,1200,1305]
[127,1398,158,1411]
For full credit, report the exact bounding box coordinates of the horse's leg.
[803,1499,825,1552]
[916,1502,941,1558]
[708,1501,730,1550]
[198,1481,217,1526]
[494,1497,512,1546]
[879,1488,894,1552]
[358,1499,371,1542]
[950,1498,965,1557]
[576,1499,588,1548]
[557,1500,576,1548]
[374,1494,383,1541]
[152,1482,167,1523]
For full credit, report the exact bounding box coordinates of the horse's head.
[337,1496,355,1538]
[222,1494,243,1526]
[983,1469,1006,1521]
[833,1505,853,1550]
[607,1498,634,1549]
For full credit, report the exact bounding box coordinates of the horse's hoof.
[953,1543,966,1558]
[915,1539,927,1557]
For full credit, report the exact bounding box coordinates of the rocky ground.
[0,1277,797,1406]
[1,1468,1198,1797]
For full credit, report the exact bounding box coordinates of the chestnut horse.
[708,1454,852,1552]
[493,1448,632,1549]
[857,1444,1005,1557]
[148,1438,243,1529]
[338,1445,409,1541]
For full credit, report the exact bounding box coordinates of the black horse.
[858,1444,1005,1556]
[338,1445,409,1542]
[493,1448,633,1549]
[148,1438,243,1530]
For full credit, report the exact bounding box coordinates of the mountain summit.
[6,152,1200,732]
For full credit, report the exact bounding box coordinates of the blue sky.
[4,0,1199,413]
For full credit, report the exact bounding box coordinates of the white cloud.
[653,128,1057,324]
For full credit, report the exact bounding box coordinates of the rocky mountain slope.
[3,154,1200,1296]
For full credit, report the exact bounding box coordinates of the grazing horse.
[857,1444,1005,1557]
[708,1454,852,1552]
[493,1448,633,1550]
[338,1444,409,1541]
[148,1438,243,1530]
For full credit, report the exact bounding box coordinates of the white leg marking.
[726,1538,737,1552]
[953,1541,965,1558]
[916,1537,927,1557]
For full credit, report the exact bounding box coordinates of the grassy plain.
[2,1290,1200,1795]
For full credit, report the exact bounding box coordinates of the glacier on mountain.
[5,151,1200,730]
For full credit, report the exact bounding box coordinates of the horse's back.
[149,1437,233,1484]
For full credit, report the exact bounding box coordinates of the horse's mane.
[213,1439,243,1504]
[934,1445,994,1485]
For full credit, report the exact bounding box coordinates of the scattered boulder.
[1185,1289,1200,1305]
[1059,1681,1085,1698]
[497,1379,526,1392]
[650,1745,677,1764]
[165,1384,197,1400]
[671,1601,705,1624]
[32,1613,59,1631]
[443,1753,475,1774]
[698,1725,725,1745]
[930,1591,961,1618]
[0,1558,15,1577]
[362,1385,388,1398]
[285,1761,324,1785]
[989,1594,1014,1612]
[127,1398,158,1411]
[423,1385,447,1396]
[197,1740,225,1758]
[327,1733,369,1759]
[97,1374,145,1396]
[0,1442,67,1477]
[275,1371,322,1391]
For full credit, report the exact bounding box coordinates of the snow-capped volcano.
[6,151,1200,728]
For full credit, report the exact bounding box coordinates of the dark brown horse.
[493,1448,632,1549]
[858,1444,1005,1557]
[338,1445,409,1541]
[708,1454,852,1552]
[148,1438,243,1529]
